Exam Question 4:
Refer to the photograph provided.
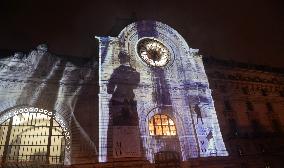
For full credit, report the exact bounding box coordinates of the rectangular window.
[229,119,238,136]
[246,101,254,112]
[155,126,163,135]
[241,87,249,95]
[251,120,262,136]
[266,102,273,112]
[224,100,232,112]
[220,85,227,93]
[279,90,284,97]
[236,145,244,156]
[272,119,282,133]
[261,88,268,96]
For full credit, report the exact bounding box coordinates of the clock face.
[137,38,170,67]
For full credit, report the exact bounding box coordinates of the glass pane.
[149,124,155,135]
[149,114,176,136]
[155,126,163,135]
[169,119,175,125]
[149,118,154,126]
[170,126,176,135]
[161,115,169,125]
[162,126,170,135]
[154,116,161,125]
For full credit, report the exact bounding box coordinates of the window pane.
[149,114,176,136]
[149,118,154,126]
[154,116,162,125]
[161,115,169,125]
[169,118,175,125]
[149,123,155,135]
[170,126,176,135]
[162,126,170,135]
[155,126,163,135]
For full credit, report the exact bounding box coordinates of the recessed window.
[279,90,284,97]
[220,85,227,93]
[236,145,244,156]
[266,102,273,112]
[272,119,282,133]
[229,119,238,136]
[261,88,268,96]
[246,101,254,112]
[149,114,176,136]
[251,119,262,135]
[241,87,249,95]
[224,100,232,112]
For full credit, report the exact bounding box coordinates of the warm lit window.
[149,114,176,136]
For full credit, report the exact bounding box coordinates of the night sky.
[0,0,283,68]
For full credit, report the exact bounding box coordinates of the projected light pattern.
[98,20,228,163]
[0,44,97,165]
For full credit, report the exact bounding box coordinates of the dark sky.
[0,0,283,68]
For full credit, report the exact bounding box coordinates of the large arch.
[0,105,71,167]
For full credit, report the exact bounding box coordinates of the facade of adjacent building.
[203,57,284,168]
[0,21,283,168]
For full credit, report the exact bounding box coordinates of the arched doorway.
[0,107,66,167]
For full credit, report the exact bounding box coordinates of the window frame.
[149,114,177,136]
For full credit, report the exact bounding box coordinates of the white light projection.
[0,44,97,165]
[97,21,228,163]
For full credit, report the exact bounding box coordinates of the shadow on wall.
[107,51,140,126]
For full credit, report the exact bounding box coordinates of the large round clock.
[137,38,170,67]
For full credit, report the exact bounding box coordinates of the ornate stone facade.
[0,21,283,168]
[0,45,98,167]
[97,21,227,165]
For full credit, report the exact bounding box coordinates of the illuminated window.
[149,114,176,136]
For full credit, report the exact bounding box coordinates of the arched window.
[149,114,176,136]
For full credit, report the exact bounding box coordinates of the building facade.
[0,21,283,168]
[203,57,284,168]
